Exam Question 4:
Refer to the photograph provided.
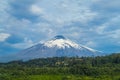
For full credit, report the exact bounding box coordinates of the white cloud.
[95,25,106,34]
[0,1,11,24]
[0,33,11,42]
[30,0,97,26]
[98,0,120,10]
[85,41,97,48]
[95,15,120,34]
[12,37,34,49]
[30,5,43,15]
[109,29,120,39]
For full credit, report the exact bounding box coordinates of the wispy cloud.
[0,0,120,54]
[30,5,44,15]
[0,33,11,42]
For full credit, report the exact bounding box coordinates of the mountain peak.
[44,35,79,49]
[54,35,66,40]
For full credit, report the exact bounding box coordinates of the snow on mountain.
[44,37,80,49]
[79,45,99,53]
[44,35,99,52]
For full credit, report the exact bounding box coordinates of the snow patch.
[81,45,101,53]
[44,39,80,49]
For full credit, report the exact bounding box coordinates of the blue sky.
[0,0,120,55]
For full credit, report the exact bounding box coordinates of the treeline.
[0,53,120,79]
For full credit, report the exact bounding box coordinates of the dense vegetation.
[0,53,120,80]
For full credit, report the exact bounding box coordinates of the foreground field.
[0,74,120,80]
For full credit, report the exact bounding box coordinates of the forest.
[0,53,120,80]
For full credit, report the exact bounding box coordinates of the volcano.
[0,35,102,62]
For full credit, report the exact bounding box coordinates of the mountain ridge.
[0,35,102,62]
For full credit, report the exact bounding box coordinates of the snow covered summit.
[44,35,79,49]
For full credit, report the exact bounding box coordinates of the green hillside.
[0,53,120,80]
